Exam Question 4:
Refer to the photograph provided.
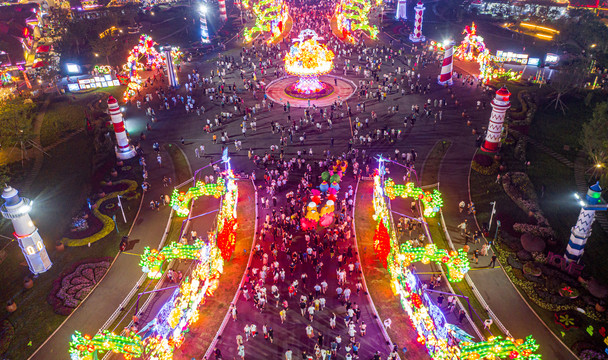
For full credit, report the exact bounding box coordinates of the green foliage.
[580,102,608,166]
[0,98,37,147]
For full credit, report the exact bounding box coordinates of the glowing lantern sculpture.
[455,23,522,84]
[284,29,334,94]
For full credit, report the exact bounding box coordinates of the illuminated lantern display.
[409,1,425,42]
[70,163,238,360]
[170,177,227,217]
[438,41,454,86]
[455,23,522,83]
[334,0,379,43]
[284,29,335,94]
[140,239,209,279]
[243,0,289,44]
[481,86,511,153]
[373,221,391,268]
[69,330,143,359]
[120,35,183,102]
[1,186,52,275]
[383,178,444,218]
[460,335,542,360]
[372,161,541,359]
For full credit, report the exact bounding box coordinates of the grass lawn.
[39,96,88,148]
[0,135,142,359]
[420,140,452,186]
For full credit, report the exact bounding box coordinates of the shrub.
[472,153,500,175]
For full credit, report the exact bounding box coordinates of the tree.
[89,35,119,65]
[547,60,588,113]
[0,165,10,187]
[0,98,37,163]
[581,102,608,168]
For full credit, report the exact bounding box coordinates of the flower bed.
[47,258,112,315]
[62,211,103,240]
[501,172,555,237]
[62,180,140,247]
[471,152,500,175]
[523,262,542,276]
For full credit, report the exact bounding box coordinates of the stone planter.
[55,241,65,251]
[23,277,33,289]
[6,301,16,313]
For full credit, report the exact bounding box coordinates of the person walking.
[244,324,251,341]
[280,309,287,324]
[285,349,293,360]
[236,334,243,347]
[473,249,479,264]
[490,254,497,267]
[306,324,314,339]
[268,327,274,343]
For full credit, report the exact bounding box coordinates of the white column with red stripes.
[481,86,511,153]
[219,0,227,21]
[438,42,454,85]
[409,1,425,43]
[108,95,137,160]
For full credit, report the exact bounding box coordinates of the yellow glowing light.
[284,37,335,77]
[520,22,559,33]
[535,33,553,40]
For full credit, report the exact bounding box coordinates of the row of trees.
[581,102,608,188]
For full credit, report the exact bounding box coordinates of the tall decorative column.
[218,0,227,21]
[565,182,606,262]
[163,45,179,88]
[395,0,407,20]
[200,5,210,44]
[409,1,425,43]
[108,96,137,160]
[438,41,454,85]
[1,186,52,275]
[480,86,510,153]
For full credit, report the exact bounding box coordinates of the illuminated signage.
[495,50,528,64]
[527,58,540,66]
[545,53,560,65]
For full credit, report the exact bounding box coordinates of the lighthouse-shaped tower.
[409,1,425,43]
[108,96,137,160]
[1,186,52,275]
[481,86,511,153]
[163,45,179,88]
[395,0,407,20]
[218,0,227,21]
[438,41,455,85]
[200,5,210,44]
[565,182,607,262]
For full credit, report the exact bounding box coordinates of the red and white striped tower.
[108,96,137,160]
[409,1,426,43]
[438,41,454,85]
[219,0,227,21]
[481,86,511,153]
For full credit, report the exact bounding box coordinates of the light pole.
[488,201,497,232]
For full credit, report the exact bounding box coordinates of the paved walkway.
[436,105,577,359]
[30,124,180,360]
[510,128,574,169]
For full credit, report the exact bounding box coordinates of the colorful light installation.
[140,239,208,279]
[397,243,469,282]
[170,178,227,217]
[383,178,444,218]
[334,0,379,43]
[69,167,239,360]
[242,0,289,43]
[460,335,542,360]
[120,35,183,102]
[454,23,522,84]
[284,29,335,94]
[69,330,143,360]
[372,165,542,360]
